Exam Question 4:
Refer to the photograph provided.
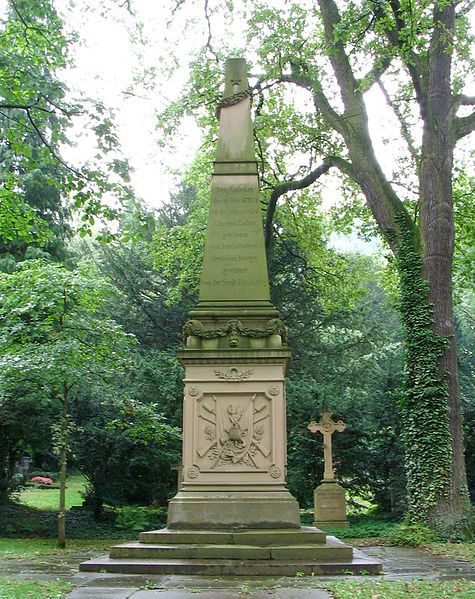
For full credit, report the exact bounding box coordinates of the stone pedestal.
[167,349,300,530]
[313,479,349,529]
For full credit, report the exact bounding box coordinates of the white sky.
[2,0,473,254]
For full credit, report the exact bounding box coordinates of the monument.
[308,412,349,529]
[80,58,380,575]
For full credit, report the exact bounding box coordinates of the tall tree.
[0,0,133,255]
[157,0,474,534]
[0,260,135,546]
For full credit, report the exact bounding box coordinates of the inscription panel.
[199,181,270,301]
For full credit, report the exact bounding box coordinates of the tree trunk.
[312,0,472,535]
[418,2,471,533]
[57,388,68,548]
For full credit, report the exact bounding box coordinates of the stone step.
[138,526,326,546]
[109,541,352,561]
[80,548,382,576]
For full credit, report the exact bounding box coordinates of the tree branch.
[264,156,354,249]
[454,111,475,140]
[317,0,361,112]
[359,55,392,92]
[280,68,346,136]
[25,108,83,179]
[377,79,419,161]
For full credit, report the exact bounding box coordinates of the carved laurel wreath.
[216,88,252,119]
[183,318,287,347]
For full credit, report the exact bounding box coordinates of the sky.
[2,0,473,253]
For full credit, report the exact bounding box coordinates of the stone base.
[314,480,349,529]
[314,520,350,529]
[167,490,300,530]
[79,528,382,576]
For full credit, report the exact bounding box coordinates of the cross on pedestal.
[308,411,346,480]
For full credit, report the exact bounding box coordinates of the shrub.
[387,523,438,546]
[114,506,167,532]
[30,476,53,485]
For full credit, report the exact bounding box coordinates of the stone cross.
[308,411,346,480]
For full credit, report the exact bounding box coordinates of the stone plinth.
[313,479,349,529]
[167,350,300,530]
[79,528,382,575]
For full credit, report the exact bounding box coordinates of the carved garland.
[216,88,252,119]
[183,318,287,347]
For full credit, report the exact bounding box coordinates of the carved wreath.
[183,318,287,347]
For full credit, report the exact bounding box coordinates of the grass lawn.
[0,576,71,598]
[17,476,86,511]
[325,579,475,598]
[0,537,124,559]
[0,576,72,599]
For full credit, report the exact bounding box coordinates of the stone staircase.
[79,527,382,575]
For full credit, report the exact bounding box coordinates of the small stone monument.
[308,411,349,529]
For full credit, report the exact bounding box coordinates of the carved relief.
[187,466,200,478]
[268,385,279,396]
[188,385,200,397]
[197,394,271,470]
[182,317,287,347]
[214,367,254,382]
[268,465,281,478]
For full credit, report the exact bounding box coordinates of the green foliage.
[0,576,71,599]
[387,522,438,547]
[151,179,208,303]
[281,248,405,511]
[452,171,475,296]
[114,505,167,531]
[391,215,452,524]
[0,0,133,254]
[327,516,399,540]
[70,381,181,513]
[325,579,474,599]
[0,260,135,504]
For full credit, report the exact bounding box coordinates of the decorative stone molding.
[183,318,287,348]
[268,385,279,396]
[268,465,281,478]
[214,367,254,382]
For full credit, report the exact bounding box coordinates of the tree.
[157,0,474,535]
[0,260,135,546]
[0,0,133,254]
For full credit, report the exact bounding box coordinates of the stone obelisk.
[167,57,300,529]
[80,58,382,574]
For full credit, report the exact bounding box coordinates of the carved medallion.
[188,385,200,397]
[268,465,281,478]
[269,385,279,396]
[214,367,254,382]
[187,466,200,479]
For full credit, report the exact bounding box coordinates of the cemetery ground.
[0,477,473,598]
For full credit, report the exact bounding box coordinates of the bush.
[387,523,438,546]
[0,503,47,537]
[29,470,59,482]
[114,506,167,532]
[328,515,399,539]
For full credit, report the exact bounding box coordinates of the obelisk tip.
[223,57,249,99]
